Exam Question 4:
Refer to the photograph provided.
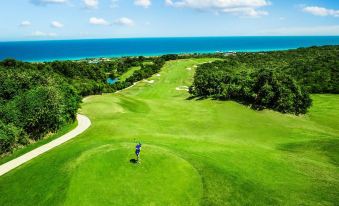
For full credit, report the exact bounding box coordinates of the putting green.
[0,58,338,205]
[65,144,202,205]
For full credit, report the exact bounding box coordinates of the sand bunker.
[186,67,192,71]
[82,96,94,102]
[176,86,189,91]
[156,74,161,77]
[144,80,155,84]
[124,82,137,90]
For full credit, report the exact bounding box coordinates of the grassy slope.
[0,58,338,206]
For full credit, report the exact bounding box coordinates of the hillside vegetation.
[190,46,339,114]
[0,60,80,154]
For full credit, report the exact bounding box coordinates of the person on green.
[135,143,142,162]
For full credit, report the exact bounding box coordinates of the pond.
[107,78,119,85]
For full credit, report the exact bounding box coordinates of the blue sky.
[0,0,338,41]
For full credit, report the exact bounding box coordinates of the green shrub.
[0,121,20,154]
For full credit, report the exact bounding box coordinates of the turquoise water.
[0,36,338,62]
[107,78,119,85]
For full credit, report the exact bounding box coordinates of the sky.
[0,0,338,41]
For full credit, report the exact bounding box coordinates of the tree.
[0,121,20,154]
[18,86,63,139]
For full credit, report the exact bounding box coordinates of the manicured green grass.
[0,121,78,165]
[308,94,339,132]
[118,66,141,82]
[0,58,338,205]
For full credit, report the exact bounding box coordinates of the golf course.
[0,58,338,205]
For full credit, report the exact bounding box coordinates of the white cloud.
[20,20,32,27]
[165,0,270,17]
[165,0,172,6]
[89,17,109,25]
[30,0,68,6]
[303,6,339,17]
[114,17,135,26]
[84,0,99,9]
[222,7,268,17]
[31,31,57,37]
[134,0,151,8]
[51,21,64,28]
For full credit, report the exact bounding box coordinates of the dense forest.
[190,45,339,114]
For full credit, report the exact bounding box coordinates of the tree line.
[190,46,339,114]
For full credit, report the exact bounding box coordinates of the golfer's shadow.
[130,159,138,164]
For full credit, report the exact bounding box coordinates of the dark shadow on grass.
[185,95,208,101]
[186,96,196,100]
[186,95,279,114]
[278,138,339,166]
[186,95,253,107]
[130,159,138,164]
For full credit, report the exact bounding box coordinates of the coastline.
[1,36,339,62]
[24,48,290,63]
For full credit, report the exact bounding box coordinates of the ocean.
[0,36,338,62]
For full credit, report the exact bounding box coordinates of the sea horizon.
[2,35,339,43]
[1,36,339,62]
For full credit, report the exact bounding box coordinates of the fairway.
[0,58,338,205]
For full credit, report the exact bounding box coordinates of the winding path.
[0,114,91,177]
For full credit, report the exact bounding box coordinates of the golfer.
[135,143,142,162]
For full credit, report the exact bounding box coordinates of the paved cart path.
[0,114,91,177]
